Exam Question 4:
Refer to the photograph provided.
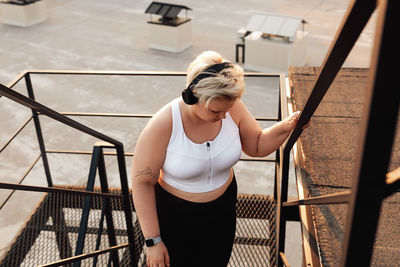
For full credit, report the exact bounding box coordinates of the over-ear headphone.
[182,62,232,105]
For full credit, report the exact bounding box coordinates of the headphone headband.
[182,62,232,105]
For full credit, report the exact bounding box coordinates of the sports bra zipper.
[207,142,213,186]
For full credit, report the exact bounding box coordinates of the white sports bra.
[160,98,242,193]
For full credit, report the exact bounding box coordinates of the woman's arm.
[131,105,172,266]
[231,99,302,157]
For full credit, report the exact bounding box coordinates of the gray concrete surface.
[0,0,376,266]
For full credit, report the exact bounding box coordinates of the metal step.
[0,185,276,266]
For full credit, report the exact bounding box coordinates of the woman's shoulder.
[134,99,174,156]
[145,99,174,135]
[229,98,248,126]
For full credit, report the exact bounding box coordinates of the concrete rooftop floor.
[0,0,376,266]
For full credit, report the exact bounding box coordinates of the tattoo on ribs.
[135,167,158,180]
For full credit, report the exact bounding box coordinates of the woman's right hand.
[146,242,170,267]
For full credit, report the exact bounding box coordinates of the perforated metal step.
[0,186,276,266]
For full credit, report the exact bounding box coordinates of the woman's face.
[193,97,237,123]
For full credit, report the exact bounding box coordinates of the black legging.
[155,177,237,267]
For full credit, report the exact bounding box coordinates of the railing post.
[97,145,120,266]
[25,73,53,187]
[74,146,99,267]
[115,145,138,267]
[277,148,290,267]
[276,74,290,267]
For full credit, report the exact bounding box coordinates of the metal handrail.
[276,0,377,264]
[0,80,138,266]
[1,70,283,266]
[0,83,122,146]
[276,0,398,266]
[0,182,124,199]
[6,69,279,89]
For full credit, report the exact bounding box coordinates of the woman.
[132,51,304,267]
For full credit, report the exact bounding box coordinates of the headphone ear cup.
[182,87,198,105]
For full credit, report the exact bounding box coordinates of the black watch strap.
[145,236,162,247]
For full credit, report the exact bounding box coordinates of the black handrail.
[276,0,398,266]
[276,1,377,263]
[0,83,122,146]
[1,71,283,266]
[283,0,376,154]
[0,81,139,266]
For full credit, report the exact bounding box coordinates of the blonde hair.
[186,51,245,106]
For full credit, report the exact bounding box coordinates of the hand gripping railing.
[275,0,399,266]
[0,82,139,266]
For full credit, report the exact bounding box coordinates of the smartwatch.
[145,236,162,247]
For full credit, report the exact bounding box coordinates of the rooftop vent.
[239,12,305,43]
[145,1,191,26]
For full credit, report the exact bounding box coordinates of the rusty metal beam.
[39,243,130,267]
[0,183,123,199]
[283,191,351,206]
[283,0,376,154]
[341,0,398,265]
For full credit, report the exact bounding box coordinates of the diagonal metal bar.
[6,70,27,88]
[51,201,73,261]
[0,182,123,198]
[93,199,106,267]
[97,146,120,266]
[283,191,351,206]
[115,144,138,266]
[0,154,41,210]
[39,243,130,267]
[283,0,376,154]
[25,74,53,187]
[73,146,100,267]
[0,115,32,153]
[341,0,398,265]
[0,82,122,146]
[277,0,376,266]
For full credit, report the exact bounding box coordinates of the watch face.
[145,239,155,247]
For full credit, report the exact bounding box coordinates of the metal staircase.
[0,1,397,265]
[0,71,281,266]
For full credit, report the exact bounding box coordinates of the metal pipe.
[38,243,130,267]
[57,111,277,121]
[0,154,41,210]
[0,183,124,199]
[97,146,120,266]
[22,69,278,78]
[283,191,351,206]
[115,144,138,266]
[74,146,100,267]
[7,70,27,88]
[25,74,53,187]
[0,115,33,153]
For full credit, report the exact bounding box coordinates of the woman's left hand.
[286,111,311,131]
